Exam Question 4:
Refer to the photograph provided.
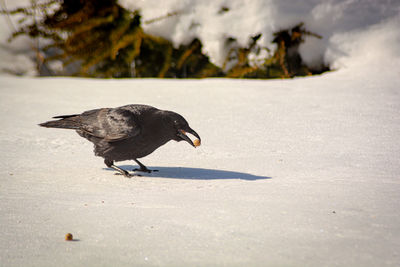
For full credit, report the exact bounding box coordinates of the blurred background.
[0,0,399,78]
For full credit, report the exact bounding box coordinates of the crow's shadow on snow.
[105,165,271,181]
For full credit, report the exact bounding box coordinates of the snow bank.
[1,0,400,75]
[122,0,400,69]
[325,15,400,71]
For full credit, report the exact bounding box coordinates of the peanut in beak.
[180,129,201,147]
[193,138,201,147]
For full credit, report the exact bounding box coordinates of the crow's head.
[163,111,201,147]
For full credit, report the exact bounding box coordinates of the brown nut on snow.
[65,233,73,241]
[194,139,201,147]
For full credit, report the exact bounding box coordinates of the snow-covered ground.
[1,66,400,266]
[1,0,400,266]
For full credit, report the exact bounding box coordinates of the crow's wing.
[79,108,141,142]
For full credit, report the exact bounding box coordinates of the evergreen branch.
[177,40,200,69]
[144,10,181,24]
[111,27,143,60]
[158,46,172,78]
[73,14,114,36]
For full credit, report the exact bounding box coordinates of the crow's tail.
[39,114,80,129]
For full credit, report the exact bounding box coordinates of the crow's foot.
[133,159,158,173]
[106,161,137,178]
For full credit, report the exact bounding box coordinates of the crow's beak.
[178,128,201,148]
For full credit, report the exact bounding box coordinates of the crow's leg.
[104,159,135,178]
[133,159,158,173]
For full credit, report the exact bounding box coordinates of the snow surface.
[1,64,400,266]
[1,0,400,266]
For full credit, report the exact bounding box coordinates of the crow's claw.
[114,172,140,178]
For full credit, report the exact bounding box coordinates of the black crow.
[39,104,201,177]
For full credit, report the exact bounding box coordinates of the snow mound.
[122,0,400,69]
